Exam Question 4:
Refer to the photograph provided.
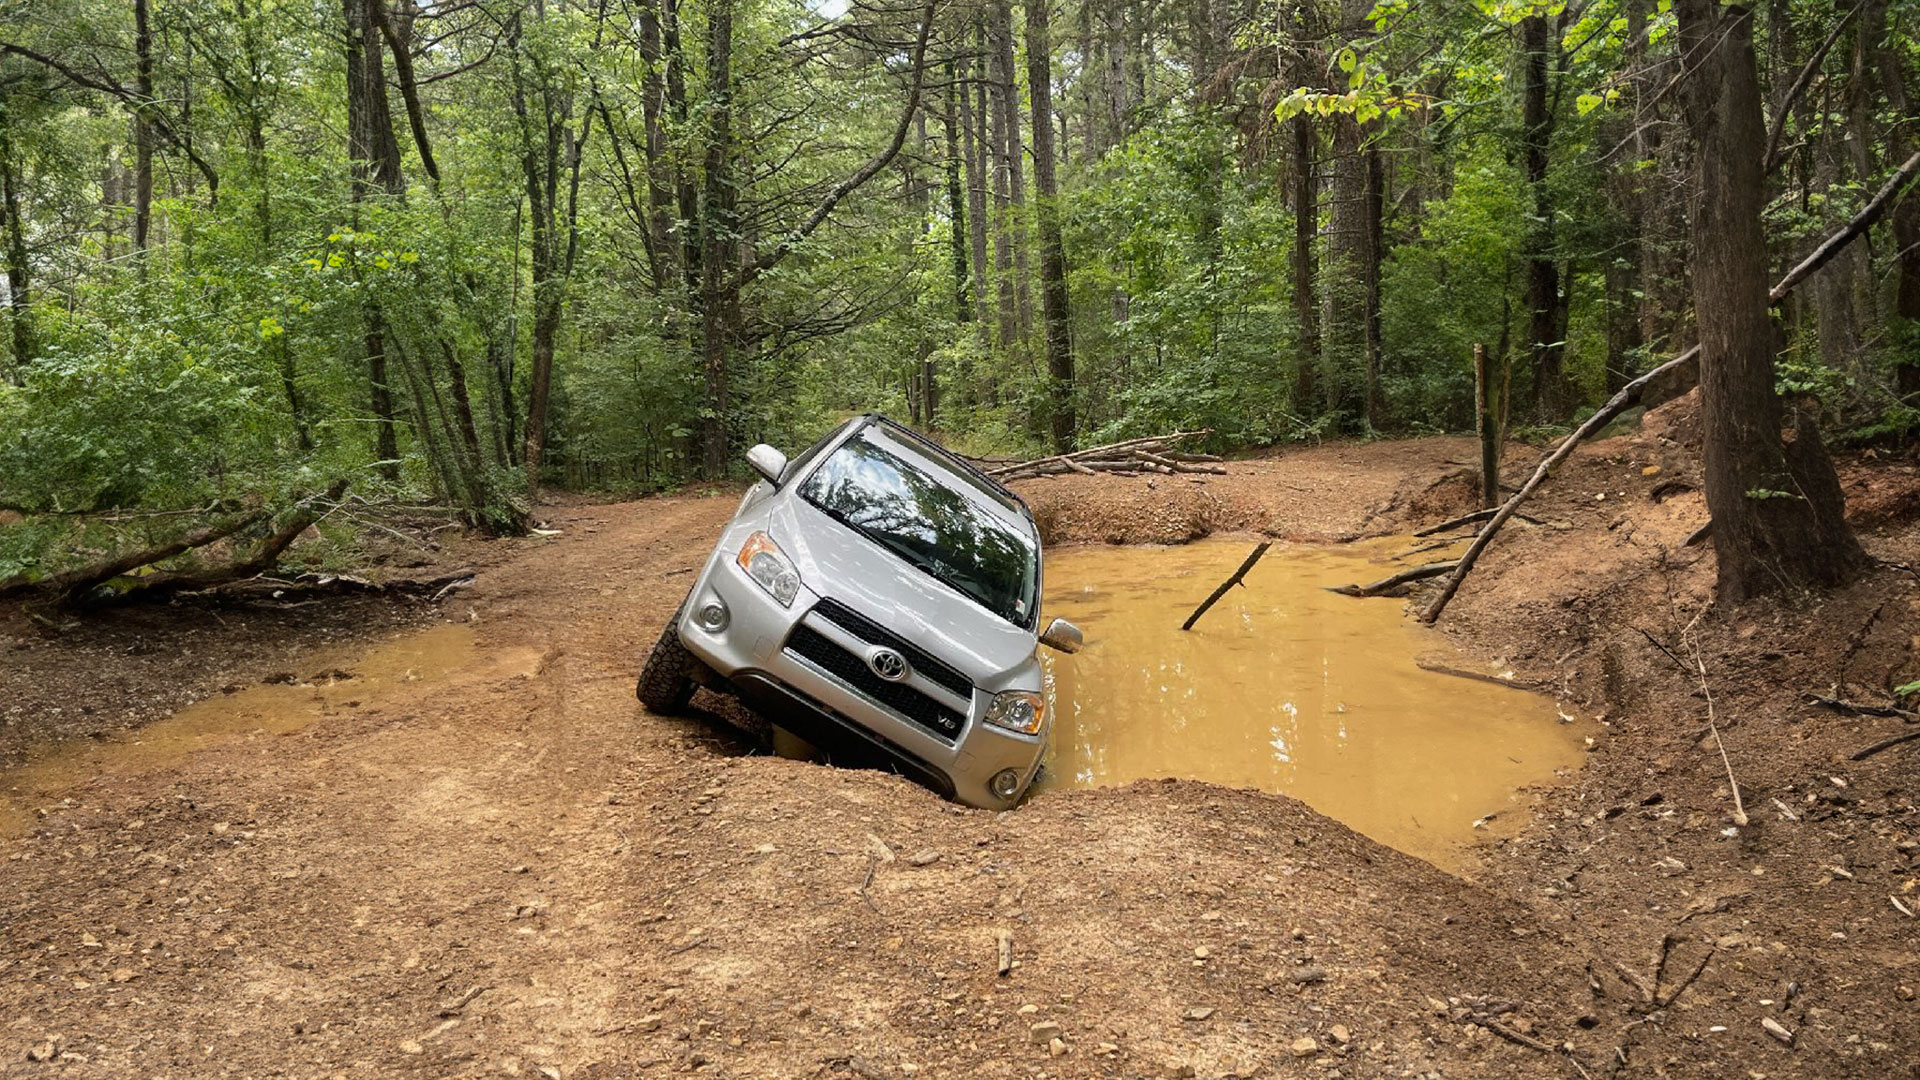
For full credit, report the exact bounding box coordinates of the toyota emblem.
[866,647,911,682]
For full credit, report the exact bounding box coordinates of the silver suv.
[637,415,1082,809]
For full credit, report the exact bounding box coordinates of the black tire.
[636,615,699,714]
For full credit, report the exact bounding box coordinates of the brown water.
[0,624,494,837]
[1037,537,1587,868]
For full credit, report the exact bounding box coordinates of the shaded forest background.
[2,0,1918,553]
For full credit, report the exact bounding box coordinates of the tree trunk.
[1291,113,1318,410]
[637,0,678,292]
[991,0,1032,346]
[664,0,700,306]
[1676,0,1865,601]
[698,0,737,479]
[944,63,974,330]
[960,34,992,343]
[0,92,32,379]
[1521,12,1571,419]
[1026,0,1073,452]
[987,7,1018,358]
[343,0,404,481]
[133,0,154,260]
[1867,2,1920,397]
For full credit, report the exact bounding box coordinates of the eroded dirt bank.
[2,421,1917,1079]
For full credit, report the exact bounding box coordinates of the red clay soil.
[2,413,1917,1079]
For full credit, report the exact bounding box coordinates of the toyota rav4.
[636,415,1082,809]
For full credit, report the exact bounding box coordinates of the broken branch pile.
[986,431,1223,481]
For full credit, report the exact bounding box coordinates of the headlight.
[983,690,1046,735]
[736,531,800,607]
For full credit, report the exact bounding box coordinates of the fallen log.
[1327,560,1459,598]
[70,480,350,603]
[1181,541,1270,630]
[986,430,1213,478]
[1413,658,1546,692]
[1417,351,1694,624]
[1418,150,1920,624]
[15,508,272,602]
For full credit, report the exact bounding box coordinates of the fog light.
[989,768,1022,801]
[693,597,730,633]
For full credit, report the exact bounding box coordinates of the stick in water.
[1182,542,1271,631]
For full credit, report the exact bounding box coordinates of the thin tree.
[1025,0,1073,451]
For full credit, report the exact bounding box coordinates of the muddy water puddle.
[0,624,490,837]
[1038,537,1587,868]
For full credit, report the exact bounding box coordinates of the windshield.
[800,431,1038,628]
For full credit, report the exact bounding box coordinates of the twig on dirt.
[1182,542,1271,630]
[1770,797,1800,822]
[1611,959,1656,1005]
[1681,613,1748,827]
[1414,508,1545,537]
[1852,729,1920,761]
[1806,693,1918,721]
[1480,1018,1555,1053]
[1892,895,1916,919]
[1328,560,1460,598]
[437,984,493,1016]
[1633,626,1692,673]
[1655,947,1713,1008]
[996,930,1014,977]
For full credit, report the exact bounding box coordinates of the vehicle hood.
[769,498,1039,684]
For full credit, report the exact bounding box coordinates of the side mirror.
[745,444,789,486]
[1039,617,1083,654]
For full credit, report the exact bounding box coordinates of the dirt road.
[4,424,1917,1079]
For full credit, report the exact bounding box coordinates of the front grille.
[784,623,965,740]
[810,597,973,700]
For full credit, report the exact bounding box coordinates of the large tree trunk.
[698,0,737,479]
[1291,112,1318,410]
[636,0,678,293]
[343,0,404,481]
[1319,0,1382,431]
[1025,0,1073,452]
[1521,12,1571,418]
[1676,0,1865,601]
[1867,2,1920,398]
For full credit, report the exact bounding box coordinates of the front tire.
[637,616,698,714]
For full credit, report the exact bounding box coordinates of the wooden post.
[1474,343,1500,509]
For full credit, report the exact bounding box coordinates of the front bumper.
[673,553,1046,810]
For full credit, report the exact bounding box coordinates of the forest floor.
[3,395,1919,1079]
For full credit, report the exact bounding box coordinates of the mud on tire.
[636,616,699,714]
